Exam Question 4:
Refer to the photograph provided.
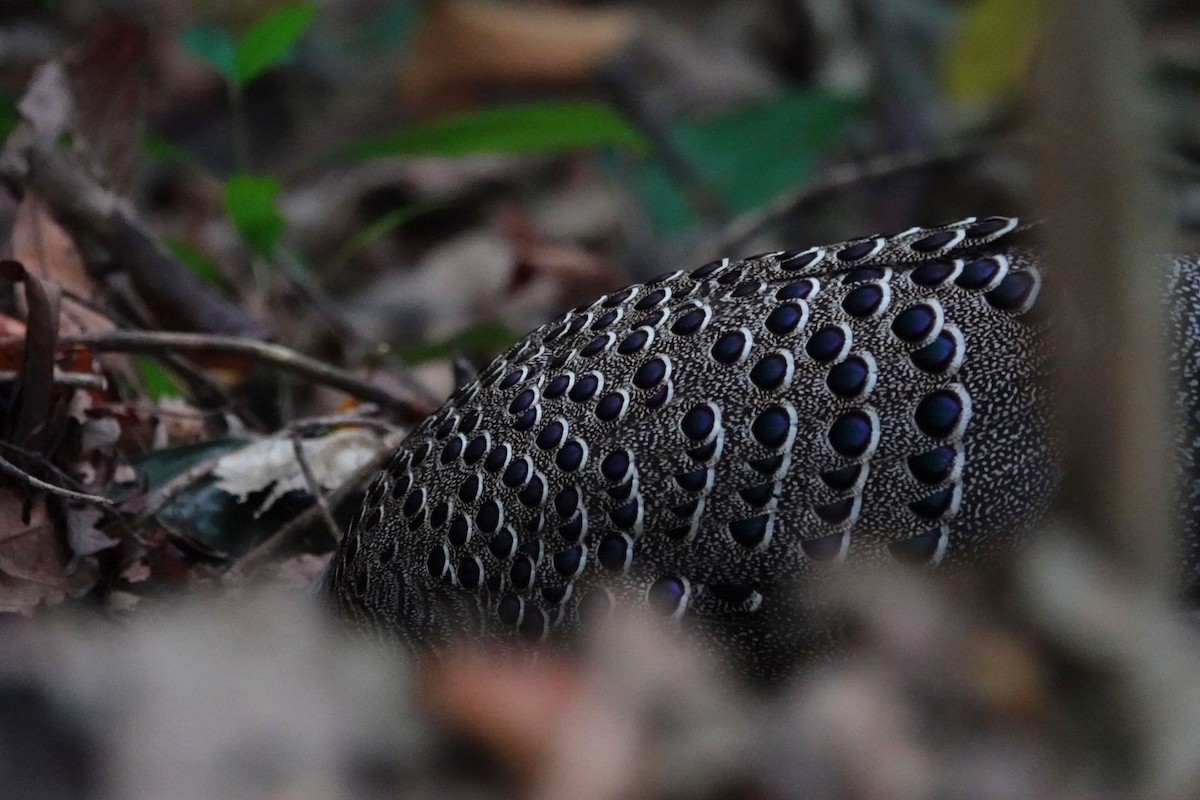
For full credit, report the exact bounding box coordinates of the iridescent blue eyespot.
[750,352,790,391]
[820,464,862,491]
[497,594,524,627]
[427,545,449,578]
[806,326,847,362]
[618,328,651,355]
[915,390,966,438]
[892,304,938,342]
[907,446,956,484]
[647,576,690,617]
[635,289,668,310]
[738,482,775,507]
[766,303,805,335]
[752,406,792,449]
[909,259,956,286]
[779,249,821,271]
[457,557,483,590]
[842,266,885,283]
[729,514,772,549]
[826,356,871,398]
[837,240,879,261]
[609,499,640,529]
[502,458,530,489]
[402,489,425,518]
[440,436,464,464]
[595,391,627,421]
[814,497,855,524]
[544,374,572,399]
[910,487,955,519]
[553,545,586,578]
[955,257,1004,290]
[711,330,750,363]
[801,532,843,562]
[580,334,612,357]
[509,556,533,590]
[484,445,510,473]
[985,270,1038,313]
[965,216,1014,238]
[671,307,708,335]
[555,440,587,472]
[509,389,536,414]
[888,529,943,564]
[841,284,885,317]
[591,310,620,331]
[633,357,668,389]
[519,474,546,507]
[602,287,634,307]
[554,486,579,517]
[598,534,632,572]
[775,280,814,300]
[476,499,503,533]
[829,411,875,458]
[909,229,959,252]
[681,403,718,442]
[601,450,632,483]
[911,330,959,374]
[675,468,711,493]
[692,259,724,278]
[569,374,600,402]
[499,369,525,390]
[448,515,471,546]
[536,421,564,450]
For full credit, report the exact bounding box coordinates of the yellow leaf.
[942,0,1047,106]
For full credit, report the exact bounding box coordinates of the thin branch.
[0,452,111,506]
[695,135,1023,258]
[0,368,106,390]
[10,330,437,420]
[237,430,404,573]
[289,430,341,544]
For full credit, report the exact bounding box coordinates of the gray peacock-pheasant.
[322,214,1200,683]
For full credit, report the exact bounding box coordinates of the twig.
[0,368,106,390]
[289,430,341,544]
[0,452,111,506]
[237,431,404,573]
[695,134,1022,258]
[6,330,438,420]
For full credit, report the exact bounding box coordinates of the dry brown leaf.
[399,0,641,114]
[12,194,114,335]
[0,487,98,613]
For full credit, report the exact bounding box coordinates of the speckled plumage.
[324,216,1069,681]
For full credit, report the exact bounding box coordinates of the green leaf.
[942,0,1046,106]
[135,356,183,400]
[636,89,860,233]
[233,2,317,84]
[224,173,286,257]
[163,238,229,290]
[339,101,648,161]
[179,25,237,81]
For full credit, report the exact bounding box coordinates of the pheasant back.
[324,216,1062,681]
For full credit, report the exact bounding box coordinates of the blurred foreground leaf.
[134,356,184,400]
[339,101,648,161]
[163,238,228,290]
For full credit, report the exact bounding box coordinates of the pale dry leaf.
[64,504,118,562]
[17,61,71,138]
[212,428,386,514]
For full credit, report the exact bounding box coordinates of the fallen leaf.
[0,487,98,612]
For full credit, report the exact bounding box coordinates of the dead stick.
[6,330,437,420]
